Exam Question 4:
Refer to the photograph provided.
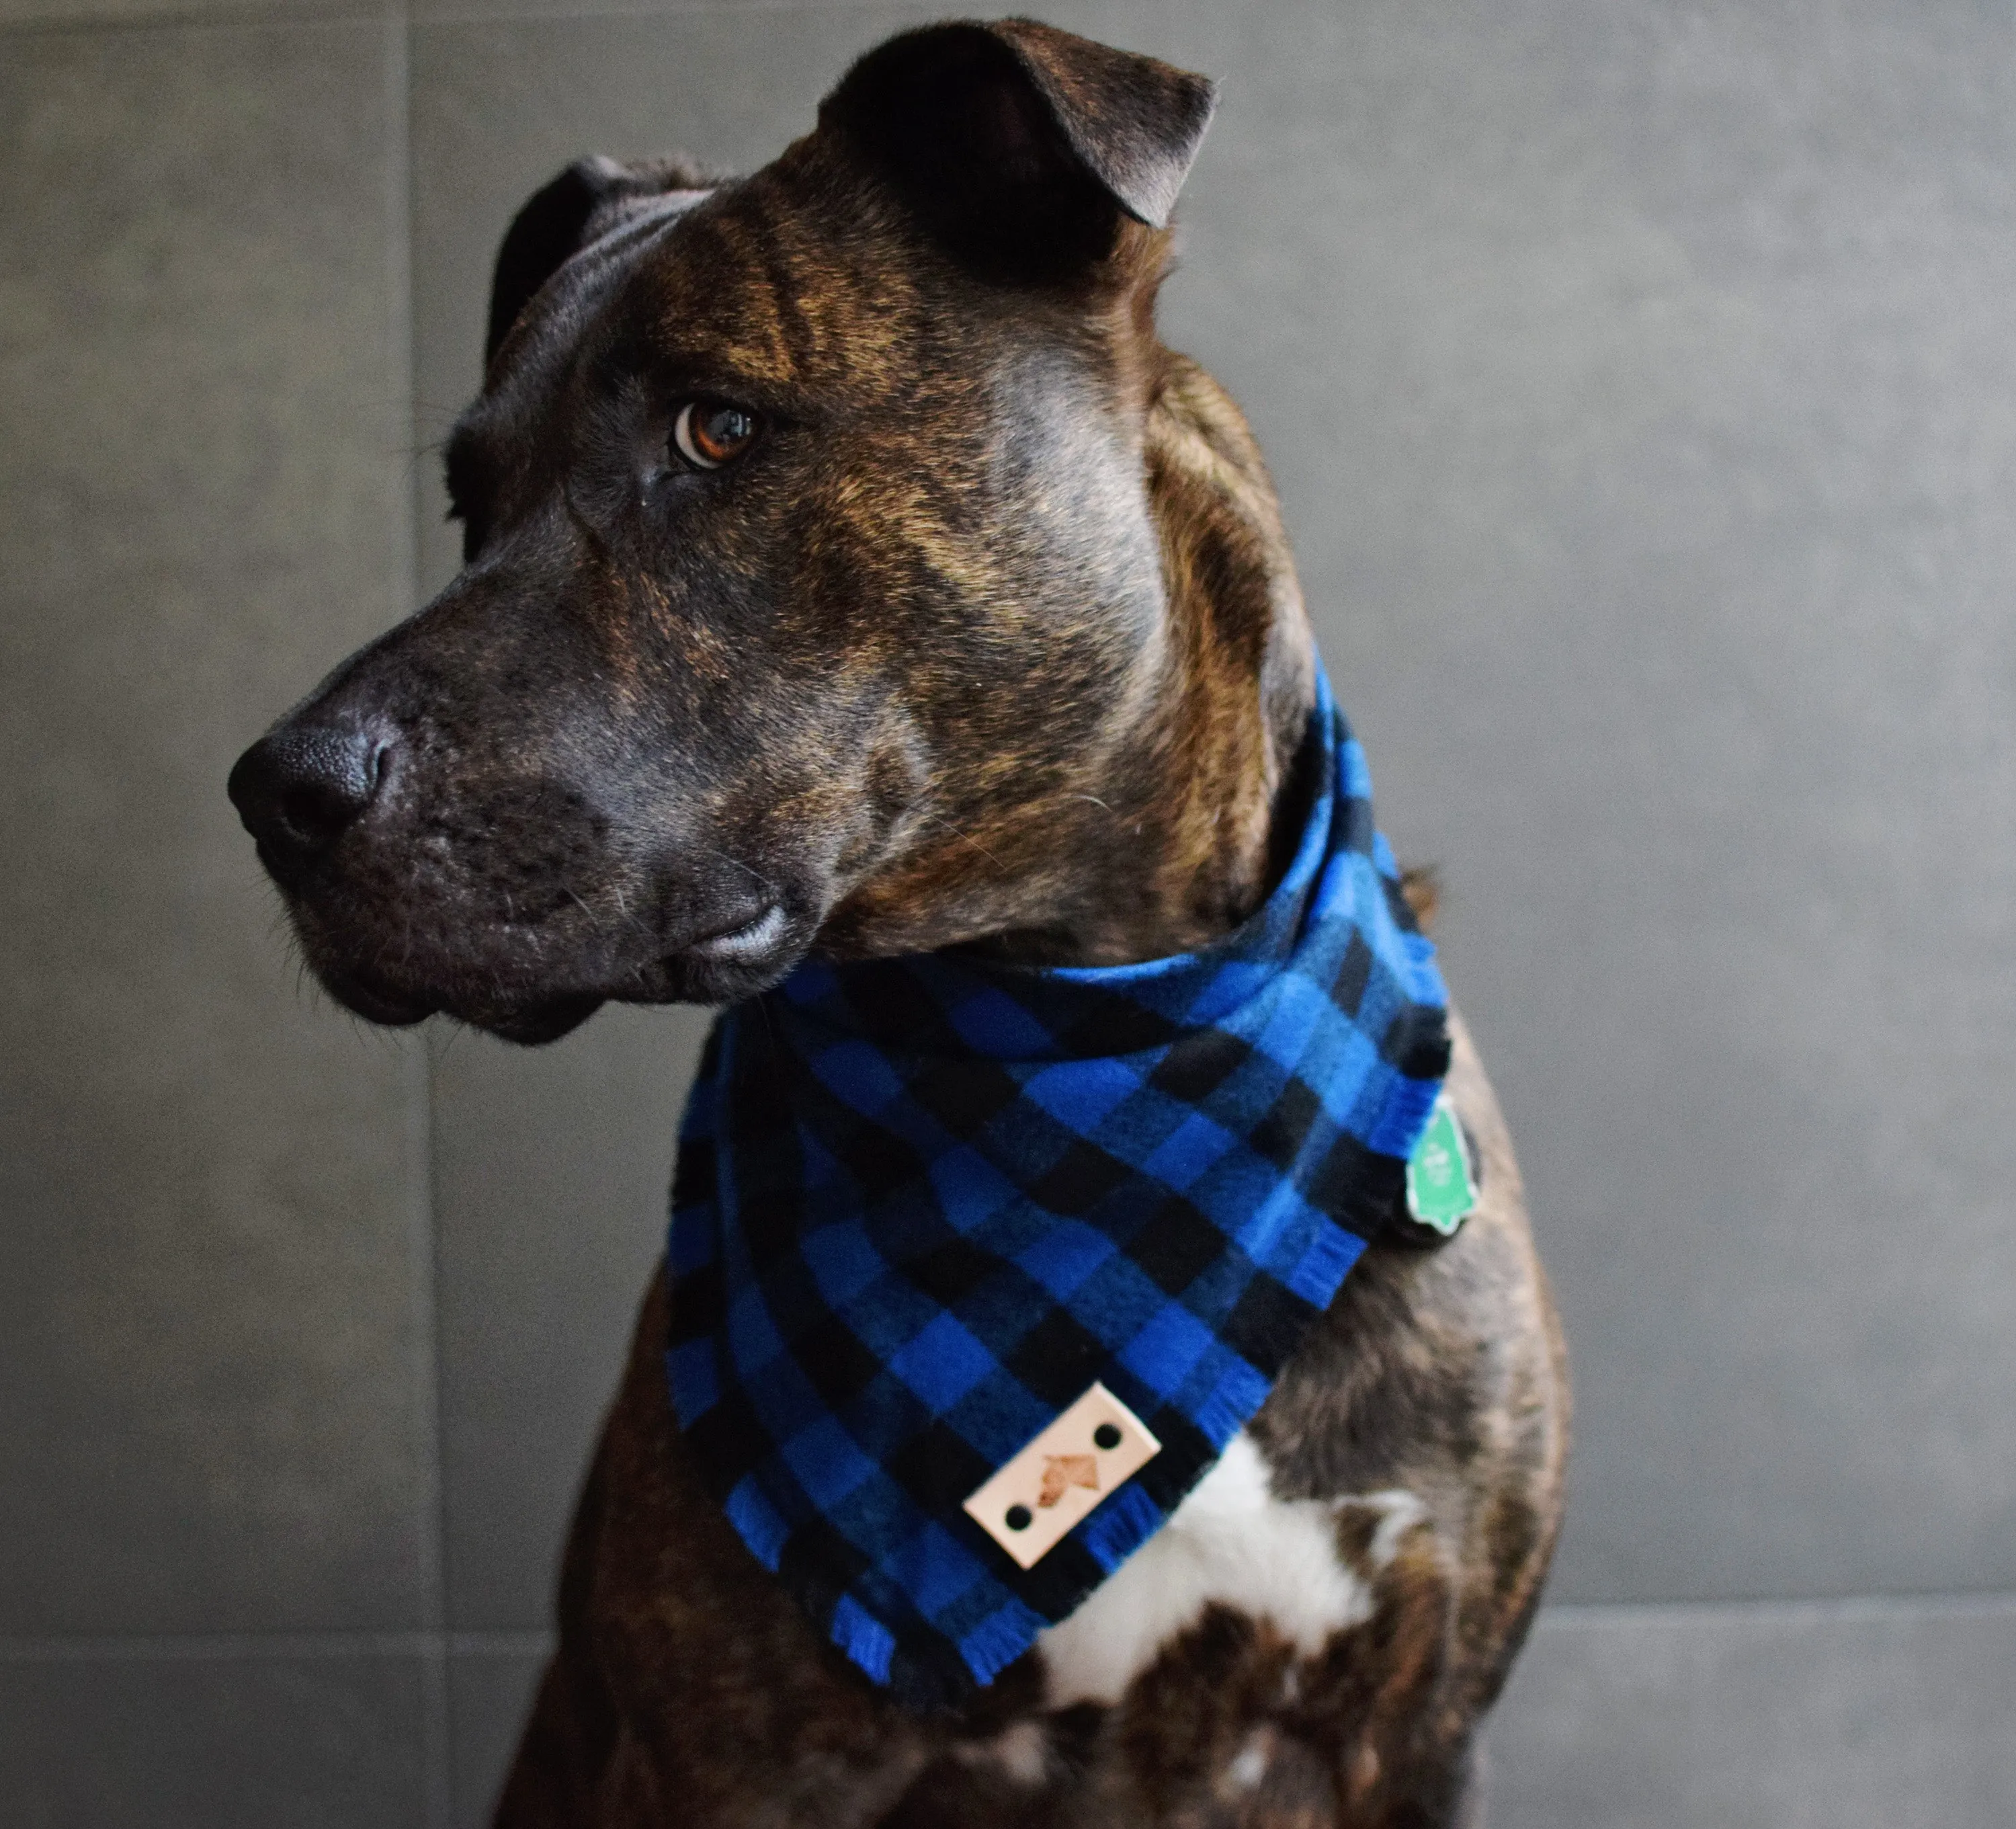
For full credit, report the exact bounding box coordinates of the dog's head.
[230,21,1244,1043]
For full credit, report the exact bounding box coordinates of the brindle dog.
[228,19,1568,1826]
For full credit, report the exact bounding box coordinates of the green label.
[1406,1092,1478,1235]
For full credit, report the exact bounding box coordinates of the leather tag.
[962,1382,1161,1570]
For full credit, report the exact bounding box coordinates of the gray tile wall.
[5,2,2011,1825]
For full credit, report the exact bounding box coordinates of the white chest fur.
[1035,1432,1427,1708]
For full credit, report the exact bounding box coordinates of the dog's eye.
[673,400,760,470]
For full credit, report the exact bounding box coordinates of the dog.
[228,19,1568,1825]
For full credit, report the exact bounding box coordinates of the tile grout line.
[7,1592,2015,1664]
[381,7,456,1825]
[0,5,390,40]
[1534,1590,2016,1628]
[0,1631,556,1663]
[402,0,940,28]
[0,0,937,43]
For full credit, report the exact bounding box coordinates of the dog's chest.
[1034,1431,1427,1707]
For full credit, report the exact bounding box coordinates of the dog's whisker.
[921,811,1007,874]
[692,844,779,899]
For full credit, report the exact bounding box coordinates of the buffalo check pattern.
[666,672,1450,1709]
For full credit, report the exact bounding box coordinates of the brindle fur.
[227,19,1568,1825]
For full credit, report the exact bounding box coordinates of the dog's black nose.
[228,724,388,872]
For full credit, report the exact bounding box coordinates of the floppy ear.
[820,18,1218,279]
[484,155,716,369]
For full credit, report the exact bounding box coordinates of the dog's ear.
[485,155,716,369]
[821,18,1217,279]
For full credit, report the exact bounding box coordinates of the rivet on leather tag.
[962,1383,1161,1570]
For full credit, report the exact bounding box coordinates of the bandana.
[665,669,1450,1709]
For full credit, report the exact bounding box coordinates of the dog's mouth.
[304,895,807,1045]
[608,899,808,1011]
[314,962,606,1044]
[686,901,788,961]
[316,967,435,1030]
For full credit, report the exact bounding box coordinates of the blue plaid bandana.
[666,670,1450,1709]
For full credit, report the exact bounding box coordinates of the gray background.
[3,0,2013,1823]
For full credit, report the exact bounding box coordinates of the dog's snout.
[228,723,389,872]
